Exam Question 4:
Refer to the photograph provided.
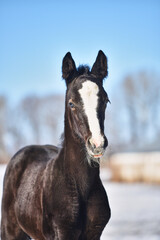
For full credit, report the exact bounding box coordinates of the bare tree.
[0,96,9,162]
[122,71,160,150]
[7,106,26,153]
[0,96,6,150]
[20,94,64,146]
[21,95,42,144]
[105,71,160,153]
[41,95,64,145]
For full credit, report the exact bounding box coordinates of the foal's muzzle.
[86,136,108,158]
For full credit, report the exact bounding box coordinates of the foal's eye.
[69,101,75,110]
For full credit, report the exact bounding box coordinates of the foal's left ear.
[62,52,77,85]
[91,50,108,81]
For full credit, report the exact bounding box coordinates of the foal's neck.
[64,130,87,168]
[62,119,99,179]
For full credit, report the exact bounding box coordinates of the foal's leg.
[82,181,111,240]
[1,194,30,240]
[42,212,81,240]
[43,221,81,240]
[1,217,30,240]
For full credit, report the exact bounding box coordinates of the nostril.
[87,137,96,151]
[87,138,96,149]
[90,138,102,148]
[87,137,92,149]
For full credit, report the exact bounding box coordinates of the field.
[0,165,160,239]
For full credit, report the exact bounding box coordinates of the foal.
[1,50,111,240]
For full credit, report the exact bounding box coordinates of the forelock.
[77,65,90,76]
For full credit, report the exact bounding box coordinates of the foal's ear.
[62,52,77,85]
[91,50,108,81]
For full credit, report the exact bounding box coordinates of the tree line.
[0,71,160,163]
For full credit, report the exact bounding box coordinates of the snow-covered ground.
[0,165,160,240]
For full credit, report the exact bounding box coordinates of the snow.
[0,165,160,239]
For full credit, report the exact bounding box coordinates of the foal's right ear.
[62,52,77,85]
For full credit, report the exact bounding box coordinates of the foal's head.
[62,50,110,164]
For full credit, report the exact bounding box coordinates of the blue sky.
[0,0,160,105]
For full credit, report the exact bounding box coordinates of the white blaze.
[79,81,103,147]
